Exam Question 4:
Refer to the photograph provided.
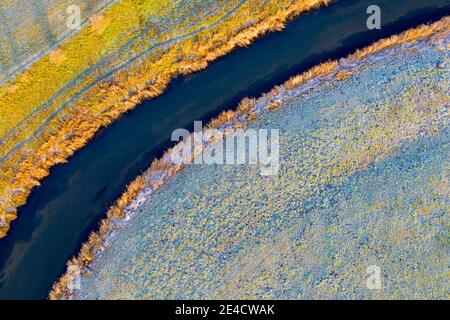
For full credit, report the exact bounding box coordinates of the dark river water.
[0,0,449,299]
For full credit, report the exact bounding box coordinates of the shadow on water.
[0,0,449,299]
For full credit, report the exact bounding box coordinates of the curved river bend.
[0,0,449,299]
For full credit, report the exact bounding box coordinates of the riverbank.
[50,16,449,299]
[0,0,331,239]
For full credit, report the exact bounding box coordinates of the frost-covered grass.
[64,31,449,299]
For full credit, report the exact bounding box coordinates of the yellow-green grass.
[0,0,222,138]
[0,1,118,82]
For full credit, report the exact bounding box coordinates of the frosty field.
[70,30,449,299]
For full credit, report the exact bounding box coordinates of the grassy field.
[50,17,449,299]
[0,0,117,83]
[0,0,332,238]
[51,18,449,299]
